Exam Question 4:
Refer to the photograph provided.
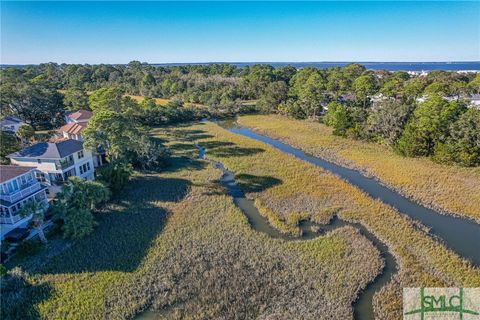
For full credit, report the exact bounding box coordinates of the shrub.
[15,240,42,258]
[0,264,6,277]
[97,161,133,193]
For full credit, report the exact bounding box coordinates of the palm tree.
[19,200,48,244]
[51,177,110,239]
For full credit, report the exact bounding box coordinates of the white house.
[407,70,429,77]
[470,94,480,110]
[0,166,49,240]
[8,139,95,197]
[57,110,105,167]
[0,116,24,134]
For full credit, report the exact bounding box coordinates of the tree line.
[1,62,479,166]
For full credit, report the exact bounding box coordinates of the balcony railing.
[51,179,68,187]
[55,159,75,170]
[0,213,24,224]
[0,199,49,224]
[0,182,42,203]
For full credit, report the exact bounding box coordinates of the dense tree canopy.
[395,96,467,157]
[1,62,478,166]
[0,78,64,129]
[63,88,90,111]
[83,88,146,160]
[257,81,289,113]
[432,109,480,166]
[0,132,20,164]
[365,100,413,146]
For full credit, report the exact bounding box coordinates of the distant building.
[8,139,94,196]
[338,93,355,103]
[415,95,427,103]
[470,94,480,109]
[0,116,24,134]
[407,70,429,77]
[65,109,92,124]
[57,122,88,141]
[369,93,390,103]
[0,165,49,239]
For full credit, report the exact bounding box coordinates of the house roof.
[67,110,92,122]
[0,165,36,183]
[0,116,23,126]
[8,139,84,160]
[57,122,87,135]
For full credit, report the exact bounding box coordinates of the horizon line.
[2,60,480,66]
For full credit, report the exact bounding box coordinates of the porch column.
[8,208,15,224]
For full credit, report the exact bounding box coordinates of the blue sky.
[1,1,479,64]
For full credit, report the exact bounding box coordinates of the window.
[6,180,19,193]
[77,150,84,159]
[64,169,74,180]
[37,159,42,164]
[36,172,46,182]
[79,163,90,175]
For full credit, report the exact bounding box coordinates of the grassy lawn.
[127,95,211,109]
[164,122,480,319]
[2,127,382,319]
[237,114,480,223]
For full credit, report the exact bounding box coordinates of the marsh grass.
[178,122,480,319]
[238,115,480,222]
[254,198,301,236]
[1,139,381,319]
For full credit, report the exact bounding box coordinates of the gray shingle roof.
[8,139,84,160]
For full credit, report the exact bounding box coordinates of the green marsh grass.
[1,138,381,319]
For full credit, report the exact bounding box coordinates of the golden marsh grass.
[169,122,480,319]
[238,114,480,222]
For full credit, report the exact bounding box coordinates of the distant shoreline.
[2,61,479,72]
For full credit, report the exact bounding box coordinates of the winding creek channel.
[138,123,479,320]
[219,121,480,267]
[210,159,396,320]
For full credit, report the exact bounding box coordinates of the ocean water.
[2,62,479,71]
